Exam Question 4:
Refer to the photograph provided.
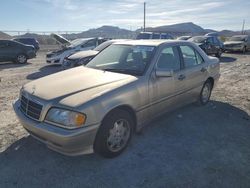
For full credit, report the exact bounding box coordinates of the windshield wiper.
[103,68,142,76]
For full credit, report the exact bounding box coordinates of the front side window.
[156,46,180,71]
[180,46,203,68]
[206,37,213,44]
[83,40,96,48]
[86,44,155,76]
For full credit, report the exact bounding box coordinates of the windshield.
[69,39,89,48]
[229,36,246,42]
[86,44,156,76]
[94,41,113,51]
[189,36,206,43]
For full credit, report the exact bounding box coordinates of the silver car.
[224,35,250,53]
[13,40,220,158]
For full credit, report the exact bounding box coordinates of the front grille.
[20,95,43,120]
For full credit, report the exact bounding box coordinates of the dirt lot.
[0,51,250,188]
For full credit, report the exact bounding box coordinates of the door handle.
[178,74,186,81]
[200,67,207,72]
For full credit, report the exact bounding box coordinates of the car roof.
[113,39,190,46]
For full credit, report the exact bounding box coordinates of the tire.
[16,54,27,64]
[216,49,222,58]
[242,46,246,53]
[197,81,212,105]
[94,109,134,158]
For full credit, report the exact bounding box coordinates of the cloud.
[7,0,250,31]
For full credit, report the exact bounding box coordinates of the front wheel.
[197,81,212,105]
[242,46,247,53]
[216,49,222,58]
[94,109,134,158]
[16,54,27,64]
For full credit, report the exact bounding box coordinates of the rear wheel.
[16,54,27,64]
[94,109,134,158]
[197,81,212,105]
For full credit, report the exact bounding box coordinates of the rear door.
[178,45,208,102]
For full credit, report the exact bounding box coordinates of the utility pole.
[241,19,245,34]
[143,2,146,32]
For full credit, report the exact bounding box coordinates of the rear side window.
[180,46,204,68]
[156,46,181,71]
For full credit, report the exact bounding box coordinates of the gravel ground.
[0,51,250,188]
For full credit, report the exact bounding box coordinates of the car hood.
[224,41,244,45]
[196,43,204,46]
[23,66,137,107]
[68,50,99,60]
[51,33,71,45]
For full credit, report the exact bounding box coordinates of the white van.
[46,34,106,64]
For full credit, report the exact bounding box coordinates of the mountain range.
[0,22,249,45]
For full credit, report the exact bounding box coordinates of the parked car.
[13,37,40,52]
[189,36,223,57]
[177,36,192,40]
[224,35,250,53]
[205,32,225,51]
[13,40,220,158]
[62,39,127,69]
[0,40,36,64]
[136,32,173,39]
[46,34,107,64]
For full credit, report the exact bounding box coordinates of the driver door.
[148,45,182,118]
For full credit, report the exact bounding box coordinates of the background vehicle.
[62,39,127,69]
[13,37,40,52]
[224,35,250,53]
[136,32,173,39]
[46,34,107,64]
[14,40,220,158]
[177,36,192,40]
[205,32,224,51]
[189,36,223,57]
[0,40,36,64]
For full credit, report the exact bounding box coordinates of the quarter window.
[156,46,181,71]
[180,46,204,68]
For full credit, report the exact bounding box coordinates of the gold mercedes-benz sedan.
[13,40,220,158]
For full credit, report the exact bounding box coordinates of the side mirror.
[155,69,173,77]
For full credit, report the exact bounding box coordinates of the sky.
[0,0,249,33]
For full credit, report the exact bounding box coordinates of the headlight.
[45,108,86,128]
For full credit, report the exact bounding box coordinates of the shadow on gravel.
[0,62,31,70]
[0,101,250,188]
[219,56,237,63]
[26,64,62,80]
